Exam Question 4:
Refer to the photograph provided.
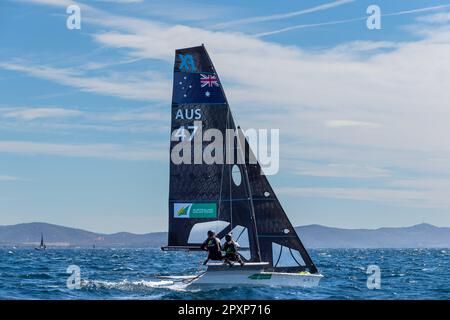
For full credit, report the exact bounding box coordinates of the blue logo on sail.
[178,54,197,72]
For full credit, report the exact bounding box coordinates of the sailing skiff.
[161,45,322,287]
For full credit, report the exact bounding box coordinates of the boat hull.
[188,263,322,288]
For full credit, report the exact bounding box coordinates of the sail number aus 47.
[174,125,198,141]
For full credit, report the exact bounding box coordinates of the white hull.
[187,262,323,288]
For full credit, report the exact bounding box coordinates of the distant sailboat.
[160,45,322,287]
[35,232,46,250]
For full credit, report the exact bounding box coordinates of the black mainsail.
[163,45,318,274]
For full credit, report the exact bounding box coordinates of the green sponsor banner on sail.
[174,203,217,219]
[190,203,217,218]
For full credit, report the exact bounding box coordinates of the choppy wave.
[1,248,449,299]
[81,279,189,291]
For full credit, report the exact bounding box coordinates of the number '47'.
[175,126,198,141]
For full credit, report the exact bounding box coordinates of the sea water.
[0,248,449,299]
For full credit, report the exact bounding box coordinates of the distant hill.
[295,223,450,248]
[0,222,449,248]
[0,222,165,248]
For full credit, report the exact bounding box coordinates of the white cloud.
[325,120,381,129]
[0,106,168,135]
[296,163,390,178]
[278,186,450,209]
[0,62,170,101]
[103,111,165,121]
[0,140,165,161]
[0,106,166,122]
[8,122,167,134]
[95,0,143,3]
[255,4,450,37]
[253,16,366,37]
[416,11,450,24]
[324,40,401,54]
[19,0,75,6]
[383,4,450,17]
[212,0,354,29]
[9,0,450,211]
[7,2,450,162]
[388,178,450,190]
[0,175,26,182]
[2,108,82,120]
[128,1,232,22]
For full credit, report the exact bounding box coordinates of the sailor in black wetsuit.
[201,230,223,265]
[223,234,244,266]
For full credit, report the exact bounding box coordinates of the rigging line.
[228,111,233,230]
[288,247,303,267]
[235,226,246,242]
[217,106,228,228]
[236,127,261,261]
[274,246,283,268]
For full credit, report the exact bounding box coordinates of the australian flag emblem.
[173,72,224,104]
[200,74,219,88]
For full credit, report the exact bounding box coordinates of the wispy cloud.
[2,108,82,121]
[213,0,354,29]
[18,0,76,7]
[296,163,390,178]
[8,0,450,211]
[8,1,450,167]
[325,120,381,129]
[94,0,143,3]
[0,175,27,182]
[132,1,233,22]
[0,140,165,161]
[0,62,170,101]
[388,178,450,190]
[416,11,450,24]
[0,106,168,135]
[0,106,166,122]
[255,4,450,37]
[383,4,450,17]
[254,17,365,37]
[278,186,449,209]
[328,41,401,54]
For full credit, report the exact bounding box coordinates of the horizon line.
[0,221,444,235]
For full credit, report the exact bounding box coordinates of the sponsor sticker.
[248,273,272,280]
[174,203,217,219]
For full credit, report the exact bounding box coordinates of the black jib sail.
[163,45,318,274]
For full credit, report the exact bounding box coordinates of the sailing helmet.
[207,230,215,237]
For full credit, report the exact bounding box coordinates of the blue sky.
[1,0,450,233]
